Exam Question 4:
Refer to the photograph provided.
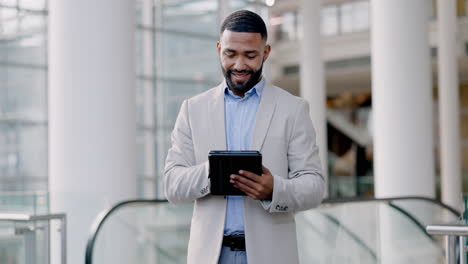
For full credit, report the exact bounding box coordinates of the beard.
[222,63,263,95]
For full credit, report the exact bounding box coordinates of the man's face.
[217,30,271,95]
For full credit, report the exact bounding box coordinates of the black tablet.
[208,150,262,196]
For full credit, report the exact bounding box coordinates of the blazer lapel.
[208,82,227,150]
[250,83,277,151]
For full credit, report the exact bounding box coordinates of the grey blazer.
[164,82,325,264]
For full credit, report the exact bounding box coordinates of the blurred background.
[1,0,468,263]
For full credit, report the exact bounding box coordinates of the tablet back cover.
[209,151,262,196]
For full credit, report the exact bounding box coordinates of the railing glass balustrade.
[86,197,459,264]
[0,213,66,264]
[0,192,49,215]
[0,192,60,264]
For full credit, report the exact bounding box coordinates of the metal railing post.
[16,225,37,264]
[427,224,468,264]
[447,235,457,264]
[460,236,466,264]
[61,215,67,264]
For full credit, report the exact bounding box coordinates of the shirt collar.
[223,77,266,99]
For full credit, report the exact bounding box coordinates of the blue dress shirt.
[223,78,265,235]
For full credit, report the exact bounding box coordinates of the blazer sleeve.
[164,99,210,203]
[268,100,325,213]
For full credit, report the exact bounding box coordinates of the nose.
[233,57,248,71]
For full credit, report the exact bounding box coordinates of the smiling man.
[164,10,325,264]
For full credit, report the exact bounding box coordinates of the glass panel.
[0,220,27,264]
[0,11,46,65]
[0,192,48,214]
[296,209,376,263]
[297,200,447,263]
[16,125,47,177]
[135,0,154,26]
[0,6,17,22]
[321,5,338,36]
[162,0,218,36]
[391,199,460,226]
[136,129,156,198]
[92,202,192,263]
[339,2,354,34]
[0,66,47,121]
[279,12,297,41]
[0,215,65,264]
[0,123,47,192]
[89,198,454,263]
[156,79,217,129]
[135,30,155,76]
[154,130,170,198]
[136,79,155,126]
[0,7,20,35]
[0,219,50,264]
[353,1,369,32]
[0,2,48,195]
[1,0,18,7]
[339,1,369,34]
[137,176,157,199]
[159,33,220,80]
[19,0,46,10]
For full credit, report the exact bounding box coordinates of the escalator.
[85,197,459,264]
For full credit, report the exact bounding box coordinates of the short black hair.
[220,10,268,40]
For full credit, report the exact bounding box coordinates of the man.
[164,10,325,264]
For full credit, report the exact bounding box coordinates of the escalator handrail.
[84,196,459,264]
[322,196,460,216]
[84,199,167,264]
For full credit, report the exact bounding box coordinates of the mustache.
[227,69,254,75]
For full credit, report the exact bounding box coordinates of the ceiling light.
[265,0,275,7]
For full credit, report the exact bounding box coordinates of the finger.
[232,179,259,198]
[238,170,261,181]
[232,181,257,196]
[231,174,260,190]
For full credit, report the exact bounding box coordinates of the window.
[0,0,48,192]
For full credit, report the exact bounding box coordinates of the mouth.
[231,72,251,83]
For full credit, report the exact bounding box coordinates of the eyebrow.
[244,50,258,54]
[224,48,258,54]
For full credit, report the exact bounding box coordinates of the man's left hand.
[230,166,273,200]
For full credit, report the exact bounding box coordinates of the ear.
[217,41,221,56]
[263,44,271,62]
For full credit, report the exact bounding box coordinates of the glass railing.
[297,197,458,263]
[0,213,66,264]
[0,191,49,215]
[85,200,191,264]
[85,197,459,264]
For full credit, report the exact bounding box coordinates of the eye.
[247,55,257,59]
